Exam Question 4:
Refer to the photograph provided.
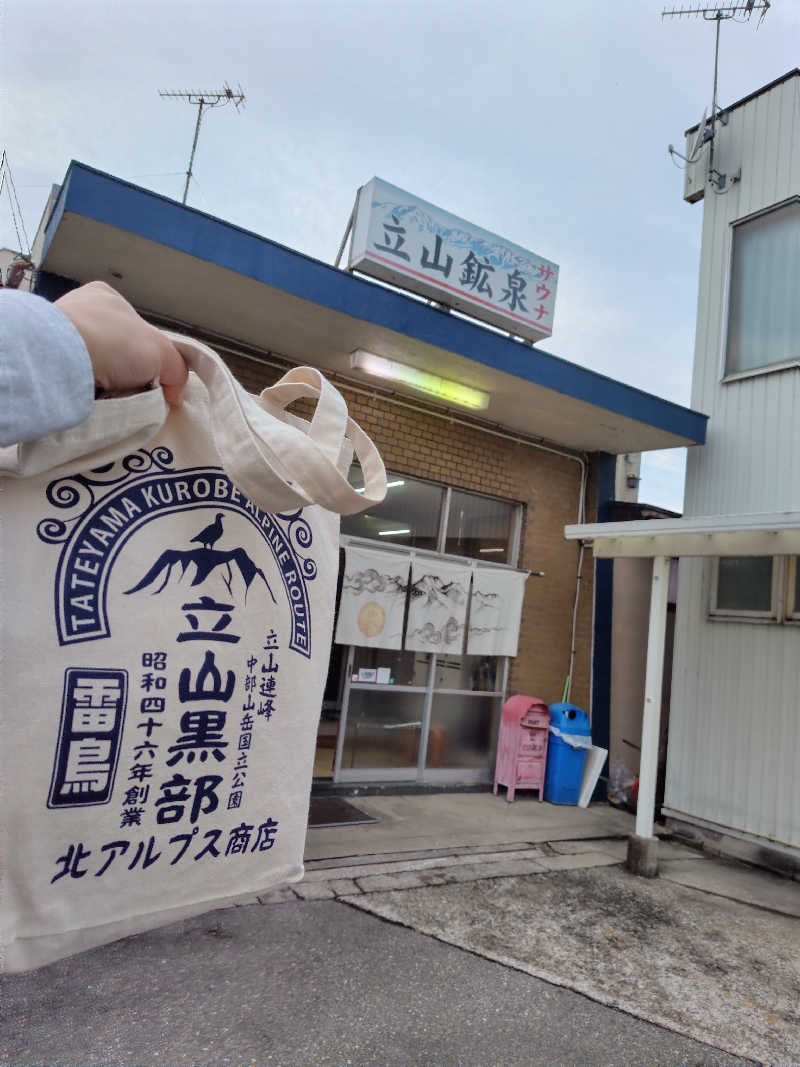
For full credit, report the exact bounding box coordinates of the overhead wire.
[0,151,32,258]
[4,175,26,259]
[4,161,31,255]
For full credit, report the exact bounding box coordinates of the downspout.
[565,456,588,703]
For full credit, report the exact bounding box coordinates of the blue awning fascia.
[44,161,707,446]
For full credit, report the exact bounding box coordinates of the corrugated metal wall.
[666,74,800,848]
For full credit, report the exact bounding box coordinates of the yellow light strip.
[351,350,490,411]
[356,479,405,494]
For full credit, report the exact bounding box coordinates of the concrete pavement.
[304,791,638,862]
[345,861,798,1065]
[2,897,754,1067]
[2,791,797,1065]
[300,793,799,1063]
[305,791,800,918]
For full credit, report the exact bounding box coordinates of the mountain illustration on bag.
[123,513,276,602]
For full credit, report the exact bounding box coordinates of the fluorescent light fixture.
[355,478,405,494]
[479,547,505,554]
[378,528,411,536]
[351,350,490,411]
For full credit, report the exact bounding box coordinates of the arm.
[0,289,94,446]
[0,283,189,447]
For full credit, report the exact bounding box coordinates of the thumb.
[157,338,190,407]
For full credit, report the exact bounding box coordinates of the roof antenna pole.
[661,3,770,192]
[708,12,722,188]
[158,84,246,205]
[183,98,206,206]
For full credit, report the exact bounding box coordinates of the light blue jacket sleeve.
[0,289,94,446]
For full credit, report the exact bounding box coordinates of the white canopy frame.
[564,511,800,875]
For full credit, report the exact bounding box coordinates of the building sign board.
[348,177,558,343]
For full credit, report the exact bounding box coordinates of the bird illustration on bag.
[191,513,225,551]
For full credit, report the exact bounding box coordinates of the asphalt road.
[1,897,752,1067]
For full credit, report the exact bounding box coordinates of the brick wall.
[219,349,596,713]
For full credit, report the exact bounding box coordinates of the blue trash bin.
[544,703,592,804]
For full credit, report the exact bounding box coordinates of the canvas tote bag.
[0,332,386,972]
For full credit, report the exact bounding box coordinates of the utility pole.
[158,83,245,205]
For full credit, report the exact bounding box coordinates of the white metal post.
[635,555,670,840]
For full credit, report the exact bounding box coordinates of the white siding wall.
[667,74,800,848]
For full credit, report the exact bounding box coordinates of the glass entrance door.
[324,646,506,785]
[337,648,430,780]
[314,643,346,779]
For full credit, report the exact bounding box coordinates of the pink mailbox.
[493,695,550,802]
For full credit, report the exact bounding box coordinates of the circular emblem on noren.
[358,601,385,638]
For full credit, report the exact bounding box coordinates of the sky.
[1,0,797,511]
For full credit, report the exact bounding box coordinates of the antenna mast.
[158,83,245,205]
[662,3,770,191]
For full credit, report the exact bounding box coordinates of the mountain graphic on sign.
[410,573,467,608]
[123,514,276,602]
[342,567,408,598]
[407,615,463,649]
[471,589,501,613]
[376,200,550,277]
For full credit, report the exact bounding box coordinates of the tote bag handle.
[1,330,387,517]
[168,334,386,516]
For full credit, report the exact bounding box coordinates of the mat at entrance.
[307,796,380,828]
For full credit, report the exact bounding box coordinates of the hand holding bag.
[0,333,386,971]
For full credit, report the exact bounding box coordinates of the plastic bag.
[607,758,637,807]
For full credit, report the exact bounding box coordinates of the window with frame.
[341,466,521,563]
[328,471,522,779]
[341,471,443,549]
[445,489,516,564]
[709,555,800,622]
[787,557,800,621]
[725,199,800,378]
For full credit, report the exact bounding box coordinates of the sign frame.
[348,177,558,343]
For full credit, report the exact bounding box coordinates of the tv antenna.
[663,3,770,191]
[158,83,245,205]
